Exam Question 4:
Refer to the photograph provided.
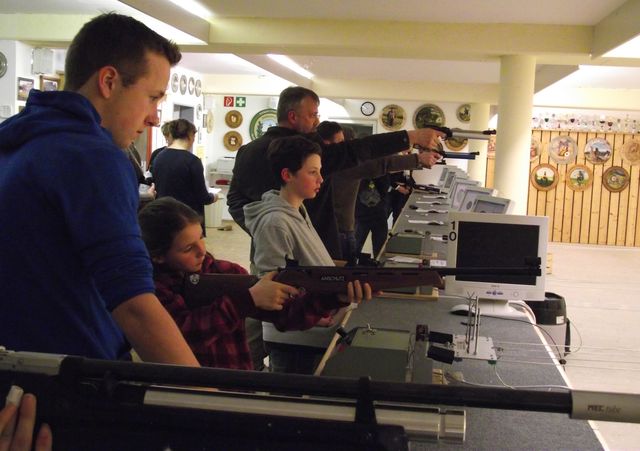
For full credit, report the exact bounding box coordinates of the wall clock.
[360,101,375,117]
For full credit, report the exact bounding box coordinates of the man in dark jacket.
[228,86,444,259]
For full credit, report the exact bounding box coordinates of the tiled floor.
[206,222,640,450]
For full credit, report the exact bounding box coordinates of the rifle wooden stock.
[182,265,540,308]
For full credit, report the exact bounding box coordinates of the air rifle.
[414,125,495,161]
[182,259,541,308]
[2,348,640,451]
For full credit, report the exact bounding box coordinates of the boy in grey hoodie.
[244,135,371,374]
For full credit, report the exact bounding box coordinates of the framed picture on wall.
[40,74,60,92]
[530,163,559,191]
[17,77,34,100]
[603,166,630,192]
[566,164,593,191]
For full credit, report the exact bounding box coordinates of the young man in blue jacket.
[0,13,198,366]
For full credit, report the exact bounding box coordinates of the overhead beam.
[206,19,592,63]
[592,0,640,58]
[120,0,211,43]
[310,78,499,104]
[0,14,92,43]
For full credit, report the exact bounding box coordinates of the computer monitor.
[442,169,467,193]
[436,166,451,187]
[445,212,548,318]
[449,179,480,210]
[472,195,512,214]
[458,187,495,212]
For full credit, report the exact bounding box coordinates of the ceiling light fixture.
[167,0,213,19]
[267,54,314,79]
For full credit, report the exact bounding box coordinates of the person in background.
[387,166,415,225]
[244,136,372,374]
[152,118,216,233]
[138,197,363,370]
[227,86,443,259]
[317,121,437,264]
[0,13,198,366]
[354,174,392,258]
[148,121,173,175]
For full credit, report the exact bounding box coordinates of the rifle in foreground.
[2,348,639,451]
[182,261,541,308]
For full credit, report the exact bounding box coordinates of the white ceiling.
[1,0,640,105]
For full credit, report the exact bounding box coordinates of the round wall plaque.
[225,110,243,128]
[380,104,406,131]
[603,166,630,192]
[223,131,243,151]
[413,103,445,129]
[548,135,577,164]
[249,109,277,140]
[566,164,593,191]
[530,163,559,191]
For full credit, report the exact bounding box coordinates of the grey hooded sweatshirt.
[244,190,348,347]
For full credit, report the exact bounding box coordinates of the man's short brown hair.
[64,13,181,91]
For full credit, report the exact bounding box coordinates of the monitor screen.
[445,212,548,301]
[472,195,511,214]
[449,179,480,210]
[459,187,495,212]
[443,170,466,192]
[436,167,450,186]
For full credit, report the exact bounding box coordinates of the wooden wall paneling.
[615,133,631,245]
[579,132,595,244]
[605,133,624,244]
[589,156,604,244]
[528,130,542,216]
[527,128,640,247]
[540,131,554,240]
[571,131,587,243]
[528,157,537,215]
[486,155,495,188]
[628,143,640,246]
[549,131,566,242]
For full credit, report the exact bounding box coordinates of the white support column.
[467,103,490,185]
[494,55,536,214]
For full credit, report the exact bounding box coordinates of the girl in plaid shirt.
[138,197,361,370]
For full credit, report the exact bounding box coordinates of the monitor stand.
[449,298,530,320]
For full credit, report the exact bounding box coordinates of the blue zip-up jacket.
[0,90,155,359]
